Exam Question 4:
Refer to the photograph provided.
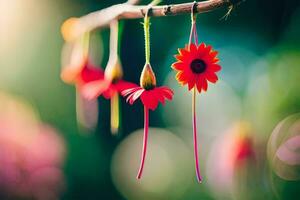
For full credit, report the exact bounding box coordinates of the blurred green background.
[0,0,300,199]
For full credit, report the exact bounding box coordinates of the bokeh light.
[163,73,241,149]
[268,113,300,181]
[111,128,193,200]
[0,92,66,199]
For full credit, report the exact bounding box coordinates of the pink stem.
[192,88,202,183]
[137,106,149,179]
[193,22,199,45]
[188,21,195,45]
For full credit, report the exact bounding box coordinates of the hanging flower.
[122,63,174,111]
[81,58,134,100]
[121,65,173,179]
[62,59,104,89]
[81,20,135,134]
[120,8,174,179]
[60,32,104,131]
[171,8,221,183]
[172,43,221,92]
[60,32,104,89]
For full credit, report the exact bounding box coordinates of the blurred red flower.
[0,93,66,200]
[61,58,104,90]
[82,77,135,100]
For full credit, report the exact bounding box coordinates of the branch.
[62,0,244,41]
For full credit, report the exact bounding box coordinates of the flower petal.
[121,87,140,96]
[140,90,159,110]
[115,80,138,92]
[80,65,104,83]
[190,43,197,52]
[158,87,174,100]
[172,62,185,70]
[128,88,144,104]
[81,80,111,100]
[208,64,221,72]
[206,72,219,83]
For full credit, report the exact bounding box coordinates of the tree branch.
[62,0,244,41]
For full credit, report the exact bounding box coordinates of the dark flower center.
[190,59,207,74]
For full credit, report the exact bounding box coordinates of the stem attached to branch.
[137,106,149,179]
[63,0,244,41]
[109,20,119,60]
[144,13,150,64]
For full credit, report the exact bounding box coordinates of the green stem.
[144,13,150,64]
[118,20,124,55]
[109,20,119,60]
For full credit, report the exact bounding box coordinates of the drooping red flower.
[121,63,173,179]
[61,58,104,131]
[61,58,104,89]
[81,77,135,100]
[120,11,174,180]
[80,58,136,134]
[122,86,173,111]
[60,31,104,131]
[172,43,221,93]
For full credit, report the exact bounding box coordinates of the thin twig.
[62,0,244,41]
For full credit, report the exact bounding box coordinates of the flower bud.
[140,63,156,90]
[105,57,123,83]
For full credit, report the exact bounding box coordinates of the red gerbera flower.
[171,12,221,183]
[172,43,221,92]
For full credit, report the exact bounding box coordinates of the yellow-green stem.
[111,94,119,134]
[109,20,119,60]
[144,14,150,64]
[81,32,90,58]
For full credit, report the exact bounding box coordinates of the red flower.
[120,12,174,180]
[79,62,104,86]
[172,42,221,183]
[79,57,134,100]
[61,59,104,88]
[121,84,173,179]
[80,58,136,134]
[121,63,173,179]
[172,43,221,93]
[122,86,173,111]
[81,78,135,100]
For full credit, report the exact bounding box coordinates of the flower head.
[81,59,135,100]
[172,43,221,93]
[61,59,104,89]
[121,63,173,111]
[60,31,104,89]
[122,85,173,111]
